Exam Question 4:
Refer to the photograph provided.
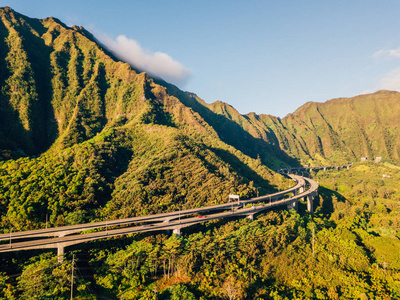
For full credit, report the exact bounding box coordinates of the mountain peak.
[0,6,14,13]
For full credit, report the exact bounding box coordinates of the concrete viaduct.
[0,166,340,261]
[277,163,353,174]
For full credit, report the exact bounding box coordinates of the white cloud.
[98,34,192,87]
[360,88,378,95]
[372,49,386,58]
[379,66,400,91]
[372,47,400,59]
[361,66,400,95]
[366,47,400,93]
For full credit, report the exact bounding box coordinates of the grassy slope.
[0,124,284,231]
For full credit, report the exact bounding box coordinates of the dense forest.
[1,162,400,299]
[1,6,400,299]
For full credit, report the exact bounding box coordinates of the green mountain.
[204,90,400,166]
[278,90,400,164]
[0,6,293,169]
[2,6,399,171]
[0,7,288,231]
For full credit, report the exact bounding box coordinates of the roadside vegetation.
[0,162,399,299]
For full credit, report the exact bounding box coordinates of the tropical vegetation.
[0,6,400,299]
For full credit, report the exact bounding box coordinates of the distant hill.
[278,90,400,164]
[199,90,400,166]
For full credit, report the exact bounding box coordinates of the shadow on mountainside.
[0,19,35,158]
[18,17,59,154]
[158,80,301,169]
[0,14,59,159]
[316,185,346,216]
[208,146,280,193]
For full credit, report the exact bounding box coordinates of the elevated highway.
[0,175,305,241]
[278,163,353,174]
[0,173,319,261]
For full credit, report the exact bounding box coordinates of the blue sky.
[2,1,400,117]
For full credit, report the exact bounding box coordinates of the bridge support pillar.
[164,219,172,235]
[247,214,254,221]
[287,201,298,212]
[57,245,64,263]
[307,196,314,214]
[173,227,181,237]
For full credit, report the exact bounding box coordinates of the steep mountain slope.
[0,7,287,231]
[0,7,293,168]
[0,6,178,158]
[278,90,400,164]
[159,81,300,169]
[198,89,400,165]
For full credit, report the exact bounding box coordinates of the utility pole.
[153,286,157,299]
[46,214,48,229]
[71,254,75,300]
[312,226,315,259]
[9,228,12,248]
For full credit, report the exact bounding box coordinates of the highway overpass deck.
[0,174,318,257]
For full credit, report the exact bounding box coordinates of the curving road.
[278,163,353,174]
[0,175,306,241]
[0,173,319,260]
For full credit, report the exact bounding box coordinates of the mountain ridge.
[209,89,400,165]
